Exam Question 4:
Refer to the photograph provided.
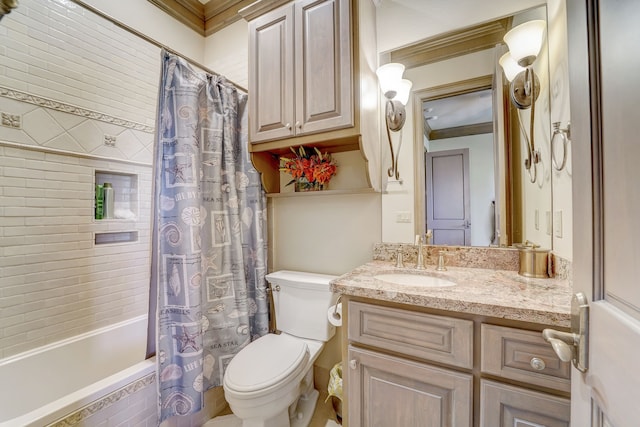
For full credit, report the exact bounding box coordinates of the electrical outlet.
[554,211,563,238]
[395,211,411,223]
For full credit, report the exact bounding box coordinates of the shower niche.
[94,170,139,221]
[94,170,139,245]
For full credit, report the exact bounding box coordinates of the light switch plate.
[546,211,552,235]
[395,211,411,223]
[554,210,563,238]
[535,209,539,230]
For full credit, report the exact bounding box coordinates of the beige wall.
[80,0,205,62]
[375,0,545,54]
[547,0,572,260]
[204,20,249,89]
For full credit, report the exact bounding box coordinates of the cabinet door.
[348,346,472,427]
[480,379,570,427]
[294,0,353,135]
[248,4,295,143]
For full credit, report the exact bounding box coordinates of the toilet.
[221,270,337,427]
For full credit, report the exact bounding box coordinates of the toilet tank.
[266,270,338,342]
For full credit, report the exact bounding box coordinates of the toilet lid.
[224,333,309,393]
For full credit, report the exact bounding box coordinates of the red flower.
[279,146,337,187]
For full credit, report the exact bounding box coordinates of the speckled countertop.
[330,260,572,328]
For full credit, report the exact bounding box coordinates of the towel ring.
[551,122,571,171]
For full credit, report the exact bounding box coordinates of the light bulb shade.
[376,63,405,99]
[503,20,546,67]
[499,52,525,82]
[395,79,412,105]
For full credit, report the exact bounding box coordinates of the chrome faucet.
[415,234,425,270]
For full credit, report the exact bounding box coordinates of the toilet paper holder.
[330,295,342,323]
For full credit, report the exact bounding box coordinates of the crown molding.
[390,18,512,69]
[148,0,252,36]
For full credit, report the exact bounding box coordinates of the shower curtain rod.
[71,0,248,94]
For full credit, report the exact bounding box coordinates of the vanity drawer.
[481,324,571,392]
[348,301,473,369]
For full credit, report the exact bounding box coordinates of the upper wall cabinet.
[249,0,352,142]
[241,0,380,193]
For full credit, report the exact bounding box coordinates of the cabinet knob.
[530,357,546,371]
[272,285,281,292]
[295,121,301,129]
[349,359,358,370]
[285,123,292,130]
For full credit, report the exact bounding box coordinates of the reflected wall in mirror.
[379,2,571,255]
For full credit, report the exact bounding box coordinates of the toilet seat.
[224,334,309,399]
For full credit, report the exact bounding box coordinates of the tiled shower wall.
[0,0,159,126]
[0,0,160,358]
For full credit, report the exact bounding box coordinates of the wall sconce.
[500,20,546,183]
[376,63,412,180]
[0,0,19,22]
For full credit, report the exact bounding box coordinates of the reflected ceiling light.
[500,20,546,183]
[498,52,524,83]
[504,20,546,67]
[377,63,412,181]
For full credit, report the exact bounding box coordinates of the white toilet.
[222,270,338,427]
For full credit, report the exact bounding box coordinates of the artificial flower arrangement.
[279,146,338,191]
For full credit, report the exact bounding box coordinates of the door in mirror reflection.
[425,148,471,245]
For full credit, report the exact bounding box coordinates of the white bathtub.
[0,315,154,427]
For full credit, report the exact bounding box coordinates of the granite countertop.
[330,260,572,328]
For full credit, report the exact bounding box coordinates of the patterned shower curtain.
[151,52,269,422]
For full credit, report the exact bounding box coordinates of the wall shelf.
[266,187,378,198]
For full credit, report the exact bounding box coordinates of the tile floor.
[309,392,341,427]
[207,391,341,427]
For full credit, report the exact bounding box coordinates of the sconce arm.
[385,99,407,180]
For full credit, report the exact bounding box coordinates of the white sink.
[374,273,457,288]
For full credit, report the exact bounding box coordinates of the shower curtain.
[151,52,269,422]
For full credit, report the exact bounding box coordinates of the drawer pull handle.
[530,357,546,371]
[349,359,358,370]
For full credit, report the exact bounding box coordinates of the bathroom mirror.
[380,3,555,250]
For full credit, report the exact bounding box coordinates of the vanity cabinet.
[241,0,380,193]
[348,346,473,427]
[344,298,570,427]
[479,324,570,426]
[347,301,473,426]
[248,0,352,143]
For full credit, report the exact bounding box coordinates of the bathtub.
[0,315,155,427]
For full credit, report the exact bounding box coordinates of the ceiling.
[423,89,493,141]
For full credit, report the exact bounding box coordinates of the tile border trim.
[47,372,157,427]
[0,86,155,134]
